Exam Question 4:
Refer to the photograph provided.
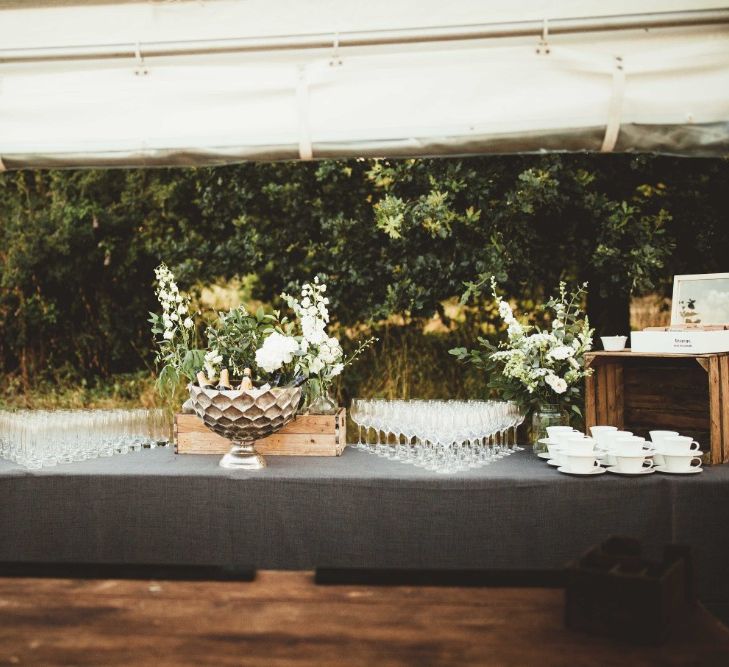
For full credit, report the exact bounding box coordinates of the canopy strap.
[536,18,550,55]
[601,56,625,152]
[134,41,148,76]
[296,65,313,160]
[330,32,342,67]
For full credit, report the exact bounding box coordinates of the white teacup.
[661,436,701,455]
[601,430,633,447]
[613,451,654,474]
[649,431,678,466]
[662,453,702,473]
[546,442,565,461]
[590,425,617,444]
[547,426,576,441]
[553,431,582,447]
[565,452,601,474]
[562,443,597,458]
[649,430,679,446]
[612,436,648,454]
[562,434,594,446]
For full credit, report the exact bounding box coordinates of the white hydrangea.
[255,332,299,373]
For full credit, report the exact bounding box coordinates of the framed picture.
[671,273,729,326]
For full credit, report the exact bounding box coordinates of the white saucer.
[606,466,655,476]
[547,459,561,467]
[655,465,702,475]
[538,438,555,446]
[557,466,606,476]
[537,452,551,460]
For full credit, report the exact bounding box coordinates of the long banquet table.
[1,448,729,603]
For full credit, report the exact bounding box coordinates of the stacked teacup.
[649,431,704,474]
[590,425,655,475]
[544,426,604,476]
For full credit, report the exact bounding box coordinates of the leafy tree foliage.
[0,155,727,389]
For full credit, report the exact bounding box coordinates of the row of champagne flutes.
[349,399,526,473]
[0,408,170,469]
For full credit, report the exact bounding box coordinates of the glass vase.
[306,378,338,415]
[531,403,566,455]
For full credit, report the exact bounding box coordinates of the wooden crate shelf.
[584,350,729,464]
[174,409,346,456]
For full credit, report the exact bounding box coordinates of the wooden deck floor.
[0,571,727,666]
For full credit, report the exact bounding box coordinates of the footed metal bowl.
[188,384,302,470]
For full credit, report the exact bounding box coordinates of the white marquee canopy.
[1,0,728,169]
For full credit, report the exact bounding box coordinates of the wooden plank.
[175,411,346,456]
[178,412,339,436]
[595,366,609,425]
[605,363,617,425]
[614,363,624,429]
[0,572,727,667]
[709,357,722,464]
[587,351,715,359]
[721,355,729,464]
[584,370,597,431]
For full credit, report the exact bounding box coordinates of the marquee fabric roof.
[1,0,728,169]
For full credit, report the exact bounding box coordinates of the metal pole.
[1,8,728,63]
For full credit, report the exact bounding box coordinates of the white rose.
[309,356,325,375]
[548,345,574,361]
[183,317,194,329]
[163,330,174,340]
[545,374,567,394]
[177,304,187,315]
[330,363,344,377]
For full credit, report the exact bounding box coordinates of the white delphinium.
[151,263,202,403]
[154,263,195,345]
[282,278,342,382]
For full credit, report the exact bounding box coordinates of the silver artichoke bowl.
[188,384,302,470]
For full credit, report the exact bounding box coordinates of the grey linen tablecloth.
[1,448,728,602]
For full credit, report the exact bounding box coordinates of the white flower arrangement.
[151,265,374,406]
[451,278,593,414]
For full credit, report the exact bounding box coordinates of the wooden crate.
[584,351,729,464]
[174,409,346,456]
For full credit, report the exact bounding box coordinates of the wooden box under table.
[174,409,346,456]
[584,350,729,464]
